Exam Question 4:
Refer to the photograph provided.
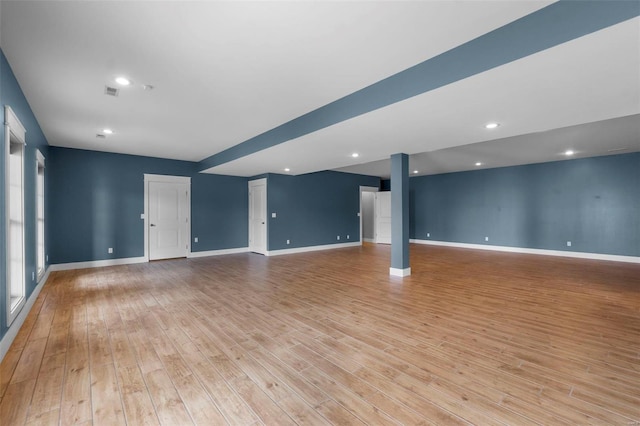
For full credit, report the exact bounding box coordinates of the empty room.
[1,1,639,425]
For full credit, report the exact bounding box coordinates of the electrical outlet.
[485,237,489,242]
[32,271,35,281]
[337,235,341,240]
[347,235,350,239]
[46,255,48,262]
[108,247,113,254]
[194,237,198,243]
[427,232,430,238]
[286,239,290,245]
[271,212,277,218]
[567,241,572,247]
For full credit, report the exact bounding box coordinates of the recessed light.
[485,122,500,129]
[351,153,359,158]
[102,129,113,135]
[564,150,575,156]
[115,77,131,86]
[413,170,419,174]
[284,168,290,172]
[475,162,482,166]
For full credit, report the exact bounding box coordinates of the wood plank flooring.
[1,243,639,425]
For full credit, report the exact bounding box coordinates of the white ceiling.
[1,1,638,177]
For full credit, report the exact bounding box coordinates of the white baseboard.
[267,241,361,256]
[188,247,249,258]
[363,238,375,243]
[410,239,640,264]
[49,256,147,271]
[390,267,411,277]
[0,268,51,364]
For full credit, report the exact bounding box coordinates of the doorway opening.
[248,178,267,254]
[359,186,378,244]
[144,174,191,261]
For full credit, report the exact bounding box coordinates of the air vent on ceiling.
[96,133,106,139]
[104,85,119,97]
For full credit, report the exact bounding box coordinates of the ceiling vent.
[96,133,106,139]
[104,85,119,97]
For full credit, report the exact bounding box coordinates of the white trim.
[390,267,411,277]
[364,238,375,243]
[266,241,360,256]
[5,106,26,143]
[5,106,27,326]
[49,256,147,272]
[143,174,191,262]
[410,239,640,264]
[359,186,378,246]
[188,247,249,258]
[0,268,50,364]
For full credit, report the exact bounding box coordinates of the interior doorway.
[248,178,267,254]
[359,186,378,244]
[144,174,191,261]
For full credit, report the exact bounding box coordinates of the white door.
[375,191,392,244]
[148,181,189,260]
[248,179,267,254]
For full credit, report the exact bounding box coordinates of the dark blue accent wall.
[1,49,50,340]
[267,171,379,250]
[48,147,248,264]
[410,153,640,257]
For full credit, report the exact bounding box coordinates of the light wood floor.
[1,244,639,425]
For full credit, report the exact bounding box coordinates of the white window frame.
[5,106,27,326]
[36,149,45,280]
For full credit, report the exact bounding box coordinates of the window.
[5,106,26,325]
[36,150,45,279]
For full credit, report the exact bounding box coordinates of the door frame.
[143,174,191,262]
[248,178,268,255]
[359,186,379,245]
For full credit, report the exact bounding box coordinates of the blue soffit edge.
[198,1,640,172]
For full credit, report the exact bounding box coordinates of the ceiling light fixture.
[284,168,290,172]
[351,153,359,158]
[485,122,500,129]
[564,150,575,156]
[413,170,419,174]
[115,77,131,86]
[102,129,113,135]
[475,162,482,166]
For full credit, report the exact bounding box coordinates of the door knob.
[150,224,156,227]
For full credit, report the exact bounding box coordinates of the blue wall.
[410,153,640,257]
[267,171,379,250]
[1,49,50,340]
[48,147,249,264]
